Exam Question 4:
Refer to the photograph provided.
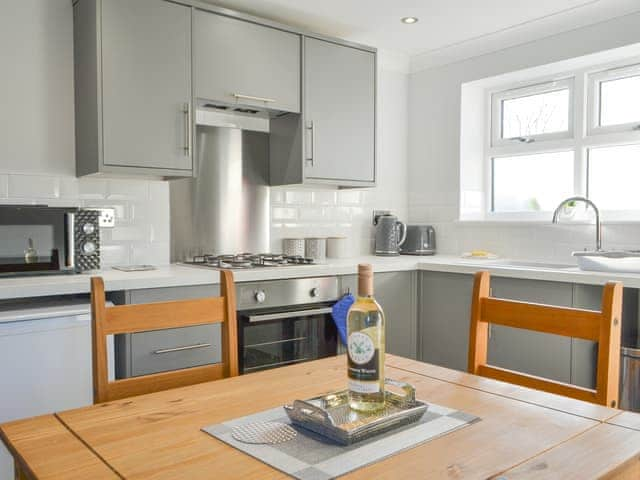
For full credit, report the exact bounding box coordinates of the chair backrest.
[468,271,622,407]
[91,270,238,403]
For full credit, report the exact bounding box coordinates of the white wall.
[0,0,171,266]
[270,50,410,255]
[408,11,640,262]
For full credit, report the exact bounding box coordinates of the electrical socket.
[95,208,116,228]
[372,209,391,225]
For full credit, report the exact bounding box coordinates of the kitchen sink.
[573,251,640,273]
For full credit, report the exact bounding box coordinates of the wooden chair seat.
[468,271,622,407]
[90,270,238,403]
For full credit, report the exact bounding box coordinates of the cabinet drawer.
[118,324,222,377]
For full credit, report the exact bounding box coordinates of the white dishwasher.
[0,300,113,479]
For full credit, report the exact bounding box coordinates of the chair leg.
[15,461,30,480]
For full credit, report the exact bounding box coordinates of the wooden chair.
[468,271,622,407]
[90,270,238,403]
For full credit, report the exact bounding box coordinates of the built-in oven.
[0,205,100,277]
[236,277,339,374]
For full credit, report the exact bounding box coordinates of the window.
[492,79,573,146]
[492,151,574,212]
[484,59,640,218]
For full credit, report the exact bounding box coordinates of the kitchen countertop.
[2,255,640,301]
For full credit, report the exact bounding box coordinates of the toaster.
[400,225,436,255]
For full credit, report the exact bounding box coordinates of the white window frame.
[480,56,640,222]
[588,63,640,136]
[491,78,574,147]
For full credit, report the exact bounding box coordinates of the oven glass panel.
[239,310,337,373]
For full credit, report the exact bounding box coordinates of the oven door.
[238,304,338,374]
[0,205,76,277]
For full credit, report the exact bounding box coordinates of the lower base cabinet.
[419,271,475,371]
[419,271,639,391]
[340,271,418,360]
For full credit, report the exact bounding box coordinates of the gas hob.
[182,253,316,270]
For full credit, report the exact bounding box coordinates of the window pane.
[493,151,574,212]
[599,75,640,127]
[502,89,570,139]
[589,144,640,210]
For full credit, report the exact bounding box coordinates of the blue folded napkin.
[331,293,355,345]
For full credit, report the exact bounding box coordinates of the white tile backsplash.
[8,174,59,198]
[0,175,7,199]
[0,173,170,267]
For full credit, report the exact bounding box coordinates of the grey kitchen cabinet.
[125,284,220,304]
[340,271,418,359]
[488,277,573,383]
[270,37,376,187]
[193,10,301,113]
[419,271,475,371]
[116,284,221,379]
[74,0,193,177]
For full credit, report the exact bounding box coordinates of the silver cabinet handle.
[232,93,276,103]
[248,307,333,323]
[183,103,192,157]
[153,343,211,355]
[306,121,316,165]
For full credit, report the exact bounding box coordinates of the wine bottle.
[347,263,385,412]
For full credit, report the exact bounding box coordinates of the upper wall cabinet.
[193,10,301,113]
[303,38,376,184]
[74,0,193,177]
[270,37,376,187]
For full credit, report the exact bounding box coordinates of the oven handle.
[247,307,333,323]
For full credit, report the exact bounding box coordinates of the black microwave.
[0,205,100,277]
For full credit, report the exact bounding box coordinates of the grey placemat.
[202,402,480,479]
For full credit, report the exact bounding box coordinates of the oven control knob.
[255,290,266,303]
[82,222,96,235]
[81,241,97,255]
[310,287,319,298]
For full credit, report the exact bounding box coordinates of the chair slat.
[477,365,597,404]
[99,364,225,403]
[481,297,602,341]
[103,298,225,335]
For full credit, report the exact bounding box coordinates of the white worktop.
[2,255,640,300]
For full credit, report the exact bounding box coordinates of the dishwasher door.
[0,302,114,478]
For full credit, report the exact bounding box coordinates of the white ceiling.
[203,0,640,63]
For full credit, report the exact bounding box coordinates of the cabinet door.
[101,0,192,171]
[193,10,300,113]
[304,37,375,183]
[375,271,418,359]
[419,272,475,371]
[489,278,572,383]
[339,272,418,359]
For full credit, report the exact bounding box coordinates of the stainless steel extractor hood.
[170,118,270,262]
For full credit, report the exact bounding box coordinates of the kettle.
[374,214,407,256]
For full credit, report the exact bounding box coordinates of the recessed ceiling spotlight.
[401,17,418,24]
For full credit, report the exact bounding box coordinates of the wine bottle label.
[348,379,380,393]
[348,332,380,383]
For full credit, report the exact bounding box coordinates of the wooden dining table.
[2,354,640,479]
